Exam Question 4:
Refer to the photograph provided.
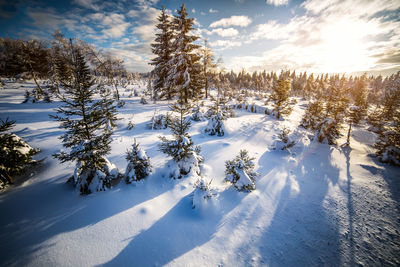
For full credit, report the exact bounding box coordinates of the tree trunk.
[346,121,352,146]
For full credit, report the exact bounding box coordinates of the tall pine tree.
[51,43,117,194]
[269,78,292,119]
[151,6,174,100]
[167,4,204,103]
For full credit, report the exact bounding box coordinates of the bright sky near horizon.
[1,0,399,76]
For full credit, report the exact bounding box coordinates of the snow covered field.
[1,80,399,266]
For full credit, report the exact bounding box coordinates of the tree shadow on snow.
[0,170,176,266]
[249,142,343,266]
[101,189,240,267]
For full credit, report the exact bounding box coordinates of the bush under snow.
[225,150,258,192]
[125,140,152,183]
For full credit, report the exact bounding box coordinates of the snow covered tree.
[151,6,174,100]
[192,178,217,209]
[51,46,118,194]
[98,85,119,132]
[159,100,203,178]
[318,79,348,145]
[300,97,324,131]
[125,139,152,183]
[0,118,39,189]
[346,75,369,145]
[167,4,204,103]
[375,110,400,166]
[225,150,258,192]
[269,78,292,119]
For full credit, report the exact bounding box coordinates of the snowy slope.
[0,80,399,266]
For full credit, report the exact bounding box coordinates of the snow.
[0,80,400,266]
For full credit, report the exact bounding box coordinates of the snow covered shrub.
[125,140,152,183]
[191,106,206,121]
[159,101,203,179]
[225,150,258,192]
[140,96,148,104]
[192,178,217,209]
[273,127,296,150]
[73,158,118,193]
[147,112,169,129]
[0,118,39,189]
[128,120,135,130]
[204,113,225,136]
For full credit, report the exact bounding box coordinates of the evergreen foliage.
[0,118,39,189]
[51,46,117,194]
[151,6,174,100]
[225,150,258,192]
[125,140,152,183]
[269,78,292,119]
[375,110,400,166]
[158,100,202,178]
[300,97,324,131]
[167,4,204,103]
[346,75,369,145]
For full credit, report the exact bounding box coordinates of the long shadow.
[0,170,176,266]
[102,189,239,267]
[342,146,355,266]
[252,143,342,266]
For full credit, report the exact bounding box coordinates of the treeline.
[0,31,142,102]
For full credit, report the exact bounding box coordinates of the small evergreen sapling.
[273,127,296,151]
[159,100,203,178]
[125,140,152,183]
[192,178,217,209]
[51,47,118,194]
[225,150,258,192]
[0,118,39,189]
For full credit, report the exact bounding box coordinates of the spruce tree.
[51,45,117,194]
[269,78,292,119]
[225,150,258,192]
[318,78,348,145]
[375,110,400,166]
[151,6,174,100]
[125,139,152,183]
[167,4,204,103]
[346,75,369,145]
[0,118,39,189]
[158,100,202,178]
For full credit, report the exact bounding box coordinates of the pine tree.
[167,4,204,103]
[225,150,258,192]
[158,100,202,178]
[0,118,39,189]
[269,78,292,119]
[125,139,152,183]
[51,45,117,194]
[375,109,400,166]
[151,6,174,100]
[318,78,348,145]
[300,97,324,131]
[346,74,369,145]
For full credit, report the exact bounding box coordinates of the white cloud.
[192,8,196,13]
[201,11,206,16]
[235,0,400,74]
[209,8,218,13]
[210,15,252,28]
[210,40,242,49]
[266,0,289,6]
[209,27,239,37]
[74,0,99,10]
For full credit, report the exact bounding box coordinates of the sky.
[1,0,400,76]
